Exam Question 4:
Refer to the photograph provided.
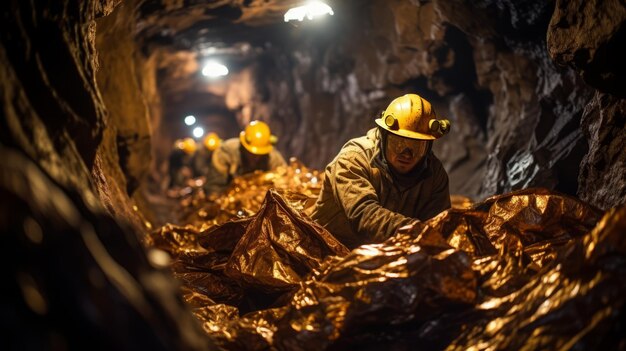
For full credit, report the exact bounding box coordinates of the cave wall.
[577,93,626,209]
[95,1,158,229]
[0,0,156,232]
[94,0,178,227]
[547,0,626,209]
[96,1,153,196]
[1,0,214,348]
[1,0,110,199]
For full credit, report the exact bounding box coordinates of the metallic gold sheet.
[222,189,350,292]
[177,158,323,228]
[153,185,348,315]
[151,171,626,350]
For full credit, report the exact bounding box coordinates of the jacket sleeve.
[204,147,232,195]
[418,160,451,220]
[330,151,416,243]
[269,149,287,169]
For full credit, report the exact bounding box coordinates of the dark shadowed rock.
[0,147,216,350]
[548,0,626,97]
[578,92,626,209]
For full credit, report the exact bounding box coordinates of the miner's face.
[385,133,429,174]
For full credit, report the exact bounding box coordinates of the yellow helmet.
[239,120,275,155]
[175,137,197,155]
[375,94,451,140]
[203,132,221,151]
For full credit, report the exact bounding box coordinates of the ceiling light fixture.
[284,1,334,22]
[192,126,205,138]
[201,61,229,78]
[184,115,196,126]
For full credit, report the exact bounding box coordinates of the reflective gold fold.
[178,158,323,228]
[151,170,625,350]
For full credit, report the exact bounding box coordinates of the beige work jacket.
[204,138,286,194]
[311,128,450,249]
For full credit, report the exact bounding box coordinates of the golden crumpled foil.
[151,170,626,350]
[177,158,323,229]
[450,194,473,209]
[221,189,350,292]
[156,188,348,319]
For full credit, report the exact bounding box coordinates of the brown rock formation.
[0,0,214,348]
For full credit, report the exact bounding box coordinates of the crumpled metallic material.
[156,187,348,315]
[270,235,477,350]
[443,190,625,351]
[151,173,626,350]
[178,158,323,228]
[222,189,350,292]
[450,194,473,209]
[145,223,207,257]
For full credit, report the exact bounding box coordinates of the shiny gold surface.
[150,173,625,349]
[170,158,323,230]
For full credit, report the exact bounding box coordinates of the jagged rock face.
[548,0,626,98]
[0,147,215,350]
[546,0,626,210]
[0,1,107,191]
[577,93,626,209]
[0,0,216,348]
[0,0,153,230]
[96,2,152,195]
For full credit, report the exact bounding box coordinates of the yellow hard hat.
[239,120,275,155]
[375,94,451,140]
[175,137,197,155]
[203,132,221,151]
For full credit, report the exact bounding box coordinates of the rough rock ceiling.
[136,0,326,50]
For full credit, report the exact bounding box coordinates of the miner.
[311,93,452,249]
[204,120,286,194]
[168,137,197,188]
[192,132,222,177]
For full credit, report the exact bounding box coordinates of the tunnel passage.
[1,0,626,350]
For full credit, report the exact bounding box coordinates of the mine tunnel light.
[284,1,334,22]
[192,126,205,138]
[201,61,229,78]
[184,115,196,126]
